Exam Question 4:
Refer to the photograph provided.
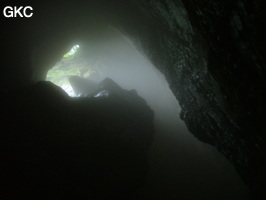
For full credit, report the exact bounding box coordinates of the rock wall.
[134,0,265,198]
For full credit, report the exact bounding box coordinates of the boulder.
[0,80,154,200]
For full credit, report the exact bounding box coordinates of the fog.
[48,27,249,199]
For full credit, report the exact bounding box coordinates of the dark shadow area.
[1,79,154,200]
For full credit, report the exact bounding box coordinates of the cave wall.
[132,0,266,198]
[0,0,265,199]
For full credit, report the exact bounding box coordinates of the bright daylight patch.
[63,45,80,58]
[46,44,89,97]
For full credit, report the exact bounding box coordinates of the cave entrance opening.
[44,26,249,199]
[46,44,82,97]
[45,26,168,103]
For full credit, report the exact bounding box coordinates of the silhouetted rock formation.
[1,81,154,200]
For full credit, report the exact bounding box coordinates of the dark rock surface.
[134,1,266,198]
[0,0,265,199]
[0,81,154,199]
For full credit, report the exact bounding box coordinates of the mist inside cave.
[46,27,249,200]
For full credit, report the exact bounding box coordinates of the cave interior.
[0,0,265,200]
